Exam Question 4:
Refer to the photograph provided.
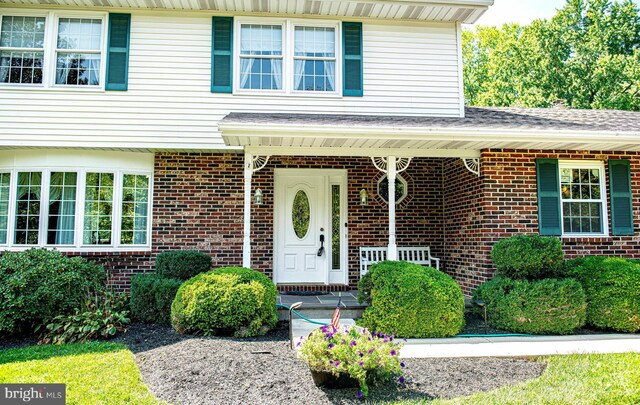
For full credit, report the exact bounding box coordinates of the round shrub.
[130,274,182,324]
[473,276,587,335]
[156,250,212,281]
[491,234,564,280]
[565,257,640,333]
[360,261,465,338]
[171,267,277,337]
[0,248,106,336]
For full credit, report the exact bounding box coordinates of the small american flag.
[331,296,341,330]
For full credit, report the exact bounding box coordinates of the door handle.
[317,234,325,257]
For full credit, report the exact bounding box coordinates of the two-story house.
[1,0,640,295]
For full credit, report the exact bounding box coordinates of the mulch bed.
[115,323,546,405]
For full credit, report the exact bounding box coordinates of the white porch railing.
[359,246,441,277]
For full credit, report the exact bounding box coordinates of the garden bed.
[115,323,545,405]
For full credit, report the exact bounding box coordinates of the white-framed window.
[234,18,341,96]
[0,10,107,89]
[559,161,608,236]
[0,168,152,251]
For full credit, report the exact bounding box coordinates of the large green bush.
[473,276,587,334]
[171,267,277,337]
[156,250,212,281]
[359,261,465,338]
[130,274,182,324]
[491,234,564,280]
[0,249,106,336]
[565,257,640,333]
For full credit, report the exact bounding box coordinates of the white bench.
[359,246,441,277]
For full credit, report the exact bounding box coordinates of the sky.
[474,0,640,26]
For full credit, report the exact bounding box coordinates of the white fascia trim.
[220,123,640,145]
[334,0,494,8]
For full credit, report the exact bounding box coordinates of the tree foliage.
[464,0,640,110]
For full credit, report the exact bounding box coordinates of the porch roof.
[219,107,640,157]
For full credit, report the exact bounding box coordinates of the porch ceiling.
[0,0,492,24]
[219,108,640,157]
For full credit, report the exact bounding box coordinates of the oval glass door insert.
[292,190,310,239]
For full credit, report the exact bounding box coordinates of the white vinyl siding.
[0,12,463,150]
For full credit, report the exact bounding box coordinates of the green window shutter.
[211,17,233,93]
[342,22,363,97]
[536,158,562,236]
[106,13,131,91]
[609,160,634,236]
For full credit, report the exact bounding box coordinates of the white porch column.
[387,155,397,260]
[242,152,253,268]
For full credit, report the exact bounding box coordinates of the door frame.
[273,168,348,285]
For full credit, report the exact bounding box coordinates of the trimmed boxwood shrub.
[0,248,106,336]
[491,234,564,280]
[359,261,465,338]
[171,267,277,337]
[473,276,587,335]
[156,250,212,281]
[130,274,182,324]
[565,257,640,333]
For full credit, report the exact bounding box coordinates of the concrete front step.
[277,290,367,321]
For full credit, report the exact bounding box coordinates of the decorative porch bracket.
[371,156,412,261]
[462,158,480,176]
[243,153,270,268]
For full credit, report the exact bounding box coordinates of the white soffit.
[220,123,640,156]
[0,0,494,24]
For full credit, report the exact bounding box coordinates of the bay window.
[0,168,151,250]
[0,11,106,88]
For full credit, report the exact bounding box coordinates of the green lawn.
[404,353,640,405]
[0,342,164,405]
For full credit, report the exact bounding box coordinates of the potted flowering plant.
[298,325,405,398]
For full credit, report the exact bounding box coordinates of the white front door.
[274,169,347,285]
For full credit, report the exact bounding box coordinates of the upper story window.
[234,18,341,95]
[0,11,106,89]
[0,16,46,84]
[239,24,283,91]
[55,18,103,86]
[294,26,336,92]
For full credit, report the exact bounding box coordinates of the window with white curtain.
[0,11,106,88]
[55,18,103,86]
[293,26,336,92]
[235,19,340,94]
[0,168,152,250]
[239,24,283,90]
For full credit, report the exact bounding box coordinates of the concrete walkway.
[292,319,640,358]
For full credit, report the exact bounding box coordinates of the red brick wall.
[85,153,445,291]
[76,149,640,295]
[445,149,640,295]
[442,158,491,294]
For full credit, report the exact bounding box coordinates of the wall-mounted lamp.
[359,188,368,206]
[254,188,263,205]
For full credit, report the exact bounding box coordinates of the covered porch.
[219,113,482,290]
